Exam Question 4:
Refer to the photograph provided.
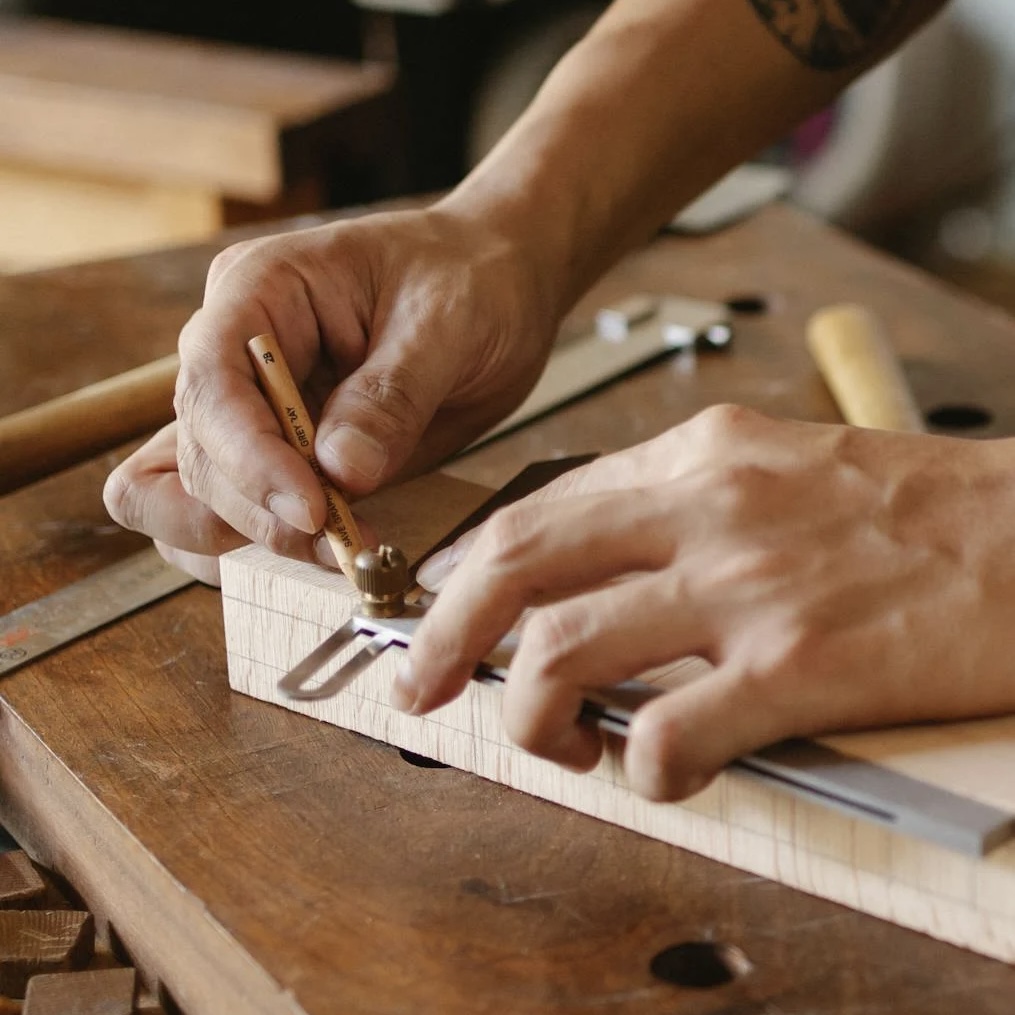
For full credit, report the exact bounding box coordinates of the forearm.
[440,0,947,316]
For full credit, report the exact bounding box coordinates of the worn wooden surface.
[4,205,1015,1013]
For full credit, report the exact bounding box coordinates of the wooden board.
[22,967,136,1015]
[0,18,394,201]
[223,470,1015,963]
[0,163,221,273]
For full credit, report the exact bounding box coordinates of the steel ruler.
[0,547,194,678]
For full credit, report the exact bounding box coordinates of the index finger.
[401,487,678,715]
[175,291,333,540]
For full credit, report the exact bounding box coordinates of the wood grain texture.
[0,18,394,200]
[0,911,93,997]
[0,163,222,273]
[23,967,135,1015]
[0,854,45,910]
[5,205,1015,1014]
[222,470,1015,963]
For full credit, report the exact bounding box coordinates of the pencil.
[246,333,365,582]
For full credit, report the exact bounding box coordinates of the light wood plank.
[0,164,221,272]
[223,470,1015,963]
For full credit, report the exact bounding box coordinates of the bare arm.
[441,0,947,314]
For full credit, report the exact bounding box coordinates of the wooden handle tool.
[0,353,179,496]
[806,303,925,433]
[246,334,365,582]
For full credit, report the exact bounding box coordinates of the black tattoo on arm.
[747,0,911,70]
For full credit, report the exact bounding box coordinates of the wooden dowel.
[0,353,179,496]
[246,334,364,582]
[806,304,926,433]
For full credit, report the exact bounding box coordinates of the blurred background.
[1,0,1013,314]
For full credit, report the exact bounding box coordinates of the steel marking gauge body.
[279,603,1014,856]
[0,546,194,678]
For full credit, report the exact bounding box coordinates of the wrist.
[435,167,583,328]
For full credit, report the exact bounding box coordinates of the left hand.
[398,405,1015,801]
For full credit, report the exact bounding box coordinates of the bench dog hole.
[399,748,450,769]
[725,294,769,315]
[925,404,993,430]
[649,940,752,989]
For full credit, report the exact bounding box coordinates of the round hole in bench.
[398,748,450,769]
[649,940,751,989]
[725,294,769,315]
[925,404,993,430]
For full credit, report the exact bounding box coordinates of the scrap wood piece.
[0,853,45,910]
[0,910,94,998]
[23,966,136,1015]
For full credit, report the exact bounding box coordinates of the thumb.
[315,348,449,497]
[624,663,789,802]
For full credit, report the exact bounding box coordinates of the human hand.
[103,205,560,583]
[399,405,1015,800]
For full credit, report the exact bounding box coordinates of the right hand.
[103,204,561,583]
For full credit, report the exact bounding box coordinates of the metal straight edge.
[0,545,194,678]
[736,740,1015,857]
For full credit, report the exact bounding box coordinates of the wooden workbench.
[3,204,1015,1014]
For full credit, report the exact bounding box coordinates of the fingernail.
[324,425,387,482]
[314,534,338,569]
[390,660,418,713]
[416,547,455,592]
[267,492,316,535]
[416,531,477,591]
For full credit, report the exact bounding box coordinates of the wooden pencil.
[246,334,365,582]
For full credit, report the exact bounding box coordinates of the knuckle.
[259,516,293,557]
[505,715,551,759]
[501,694,568,762]
[706,462,775,519]
[765,622,822,680]
[206,238,260,287]
[695,402,761,437]
[175,433,212,499]
[711,545,787,589]
[523,607,587,675]
[480,504,537,570]
[632,706,683,766]
[686,403,768,456]
[173,366,206,425]
[257,509,312,560]
[341,364,426,437]
[628,707,701,801]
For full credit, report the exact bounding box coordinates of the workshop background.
[0,0,1014,308]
